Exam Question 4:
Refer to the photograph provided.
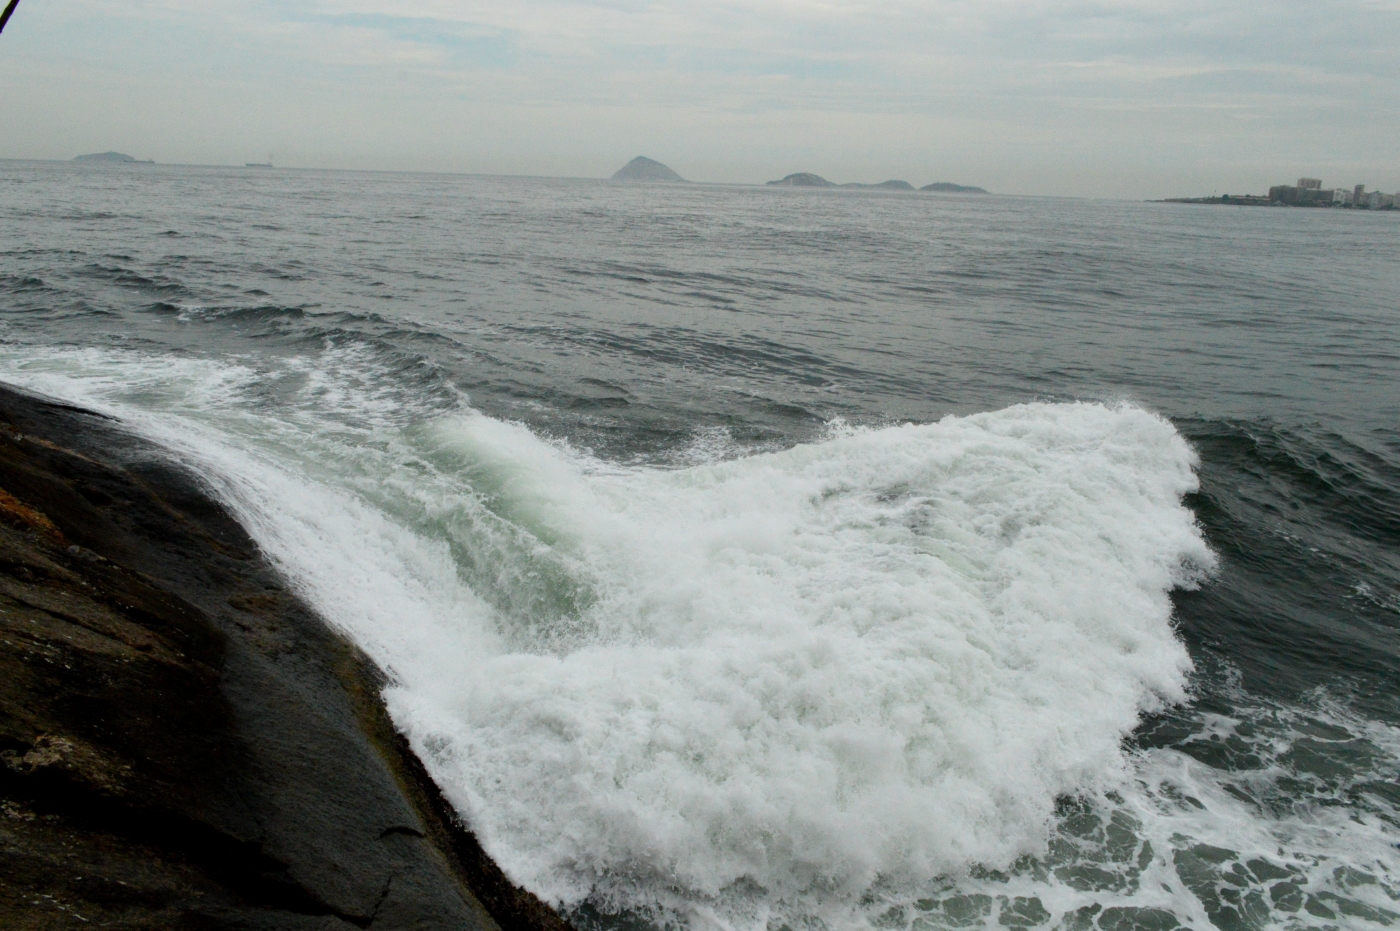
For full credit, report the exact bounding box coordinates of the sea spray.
[378,402,1215,921]
[3,348,1214,919]
[4,347,1398,930]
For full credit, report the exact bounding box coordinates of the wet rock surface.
[0,384,570,931]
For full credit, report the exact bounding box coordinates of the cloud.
[1,0,1396,195]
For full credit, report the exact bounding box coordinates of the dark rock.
[766,173,834,187]
[611,157,686,182]
[0,385,570,931]
[919,182,988,194]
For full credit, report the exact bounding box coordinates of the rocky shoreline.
[0,384,570,931]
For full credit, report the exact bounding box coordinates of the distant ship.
[245,162,273,168]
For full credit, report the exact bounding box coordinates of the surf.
[0,346,1228,927]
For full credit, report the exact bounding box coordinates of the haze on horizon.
[1,0,1397,199]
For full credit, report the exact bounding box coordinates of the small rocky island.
[767,172,836,187]
[767,173,987,193]
[920,182,987,194]
[611,157,686,182]
[846,180,915,191]
[73,152,154,164]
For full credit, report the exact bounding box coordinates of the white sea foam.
[8,346,1396,930]
[383,402,1213,916]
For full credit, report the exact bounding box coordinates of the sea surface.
[3,159,1399,931]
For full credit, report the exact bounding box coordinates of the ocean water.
[2,160,1398,931]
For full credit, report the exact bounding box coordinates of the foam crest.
[0,347,1235,928]
[895,684,1400,931]
[392,401,1214,919]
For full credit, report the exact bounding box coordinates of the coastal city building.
[1166,177,1393,208]
[1267,183,1335,205]
[1248,178,1395,208]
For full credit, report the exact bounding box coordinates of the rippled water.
[3,160,1398,931]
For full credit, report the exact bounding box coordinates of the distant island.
[920,182,988,194]
[73,152,153,164]
[1159,177,1396,210]
[768,172,836,187]
[843,180,916,191]
[612,156,687,182]
[767,172,987,193]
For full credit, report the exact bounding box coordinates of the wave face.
[4,164,1400,931]
[0,349,1213,927]
[389,403,1211,915]
[12,345,1398,931]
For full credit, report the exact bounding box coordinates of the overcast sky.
[2,0,1397,197]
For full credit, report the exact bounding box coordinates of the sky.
[1,0,1397,198]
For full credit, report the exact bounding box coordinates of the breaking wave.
[2,340,1395,931]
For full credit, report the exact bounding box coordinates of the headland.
[0,384,569,931]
